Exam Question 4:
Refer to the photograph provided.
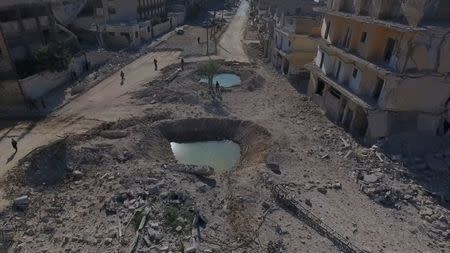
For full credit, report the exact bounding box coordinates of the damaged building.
[306,0,450,144]
[0,0,82,108]
[271,1,322,76]
[251,0,323,76]
[73,0,186,49]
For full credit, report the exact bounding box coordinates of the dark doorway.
[316,79,325,95]
[319,52,325,69]
[324,21,331,39]
[384,38,396,63]
[373,77,384,100]
[343,109,353,130]
[335,60,342,79]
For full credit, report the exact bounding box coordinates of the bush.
[35,44,72,73]
[197,60,219,87]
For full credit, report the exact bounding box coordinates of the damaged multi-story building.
[251,0,324,77]
[271,0,323,76]
[306,0,450,144]
[74,0,186,49]
[0,0,83,108]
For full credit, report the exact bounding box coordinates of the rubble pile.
[1,115,274,252]
[315,126,450,246]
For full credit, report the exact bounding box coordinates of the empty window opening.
[352,68,358,78]
[343,27,352,48]
[373,77,384,99]
[319,52,325,69]
[384,38,396,63]
[324,21,331,39]
[443,121,450,135]
[316,79,325,95]
[360,32,367,43]
[335,61,342,79]
[329,87,341,99]
[343,109,353,130]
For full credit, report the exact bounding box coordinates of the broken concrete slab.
[164,164,214,177]
[99,130,129,139]
[13,196,30,209]
[363,173,382,184]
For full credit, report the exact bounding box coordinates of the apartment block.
[73,0,171,49]
[252,0,323,75]
[0,0,82,107]
[306,0,450,143]
[272,7,322,75]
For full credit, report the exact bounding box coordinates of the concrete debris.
[317,187,327,194]
[13,196,30,209]
[99,130,129,139]
[164,164,214,177]
[362,173,381,184]
[267,162,281,174]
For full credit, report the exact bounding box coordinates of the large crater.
[154,118,272,168]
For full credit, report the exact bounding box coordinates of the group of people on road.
[120,57,189,85]
[120,58,161,85]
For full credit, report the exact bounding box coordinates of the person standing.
[181,58,185,71]
[215,81,220,94]
[11,138,17,153]
[197,37,200,44]
[154,59,158,71]
[120,71,125,85]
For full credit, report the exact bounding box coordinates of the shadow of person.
[6,150,17,164]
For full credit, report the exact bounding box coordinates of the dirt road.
[0,51,180,179]
[217,0,250,62]
[0,1,250,205]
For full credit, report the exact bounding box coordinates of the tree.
[197,60,219,88]
[35,43,72,73]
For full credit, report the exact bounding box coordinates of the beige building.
[272,11,322,75]
[306,0,450,143]
[0,0,81,106]
[252,0,323,75]
[74,0,175,49]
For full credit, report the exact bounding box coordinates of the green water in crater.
[200,73,242,87]
[170,140,241,170]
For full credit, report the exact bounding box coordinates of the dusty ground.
[1,1,450,252]
[1,58,449,252]
[156,26,218,57]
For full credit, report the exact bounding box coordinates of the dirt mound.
[154,117,272,166]
[20,140,68,186]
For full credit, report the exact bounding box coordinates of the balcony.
[306,62,378,110]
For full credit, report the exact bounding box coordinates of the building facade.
[0,0,81,107]
[73,0,179,49]
[252,0,323,76]
[306,0,450,143]
[272,10,321,75]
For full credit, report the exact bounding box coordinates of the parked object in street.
[175,27,185,35]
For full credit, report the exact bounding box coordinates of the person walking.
[120,71,125,85]
[180,58,185,71]
[154,58,158,71]
[11,138,17,153]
